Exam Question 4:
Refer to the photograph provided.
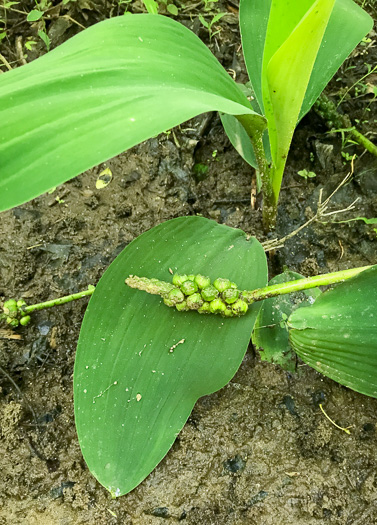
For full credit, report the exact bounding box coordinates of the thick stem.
[236,114,276,230]
[242,266,371,303]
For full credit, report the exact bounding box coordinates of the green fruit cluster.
[2,299,31,327]
[164,274,248,317]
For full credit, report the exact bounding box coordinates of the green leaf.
[167,4,178,16]
[211,12,226,25]
[289,266,377,398]
[143,0,158,14]
[253,270,321,372]
[74,216,267,496]
[300,0,373,120]
[220,83,270,172]
[264,0,336,197]
[220,113,271,170]
[0,15,256,212]
[198,14,209,28]
[239,0,373,204]
[37,29,51,51]
[334,216,377,226]
[26,9,44,22]
[240,0,372,118]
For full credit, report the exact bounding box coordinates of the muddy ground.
[1,1,377,524]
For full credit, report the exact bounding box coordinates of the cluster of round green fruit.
[2,299,30,327]
[163,274,248,317]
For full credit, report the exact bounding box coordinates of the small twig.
[0,53,12,71]
[15,36,27,66]
[262,168,355,252]
[0,329,22,340]
[61,15,86,30]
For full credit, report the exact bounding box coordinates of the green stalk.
[349,128,377,157]
[23,286,95,314]
[314,93,377,158]
[242,266,371,303]
[236,114,276,231]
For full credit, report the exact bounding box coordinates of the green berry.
[3,299,17,316]
[187,274,196,281]
[198,301,211,314]
[19,315,31,326]
[4,299,17,308]
[222,288,240,304]
[231,299,248,316]
[172,274,188,287]
[209,298,227,314]
[213,278,231,293]
[222,308,235,317]
[230,282,238,289]
[194,274,211,289]
[201,285,218,302]
[167,288,185,305]
[180,280,198,296]
[17,299,28,316]
[186,293,204,310]
[163,297,175,308]
[6,317,19,328]
[176,301,188,312]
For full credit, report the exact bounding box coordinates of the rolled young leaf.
[74,216,267,496]
[263,0,336,198]
[239,0,372,202]
[240,0,372,119]
[0,15,258,212]
[289,266,377,398]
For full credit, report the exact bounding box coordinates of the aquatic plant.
[0,0,372,228]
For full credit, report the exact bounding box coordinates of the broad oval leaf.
[74,216,267,496]
[0,15,255,212]
[253,270,321,372]
[289,266,377,398]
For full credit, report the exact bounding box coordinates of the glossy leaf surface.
[220,113,271,170]
[264,0,336,195]
[74,216,267,496]
[0,15,255,212]
[240,0,372,199]
[240,0,372,118]
[254,271,321,371]
[289,266,377,398]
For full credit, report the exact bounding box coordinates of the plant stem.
[23,286,95,314]
[242,266,371,303]
[126,266,372,307]
[314,93,377,158]
[349,128,377,157]
[236,114,276,230]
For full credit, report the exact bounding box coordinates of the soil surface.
[1,1,377,524]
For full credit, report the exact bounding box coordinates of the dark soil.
[0,1,377,524]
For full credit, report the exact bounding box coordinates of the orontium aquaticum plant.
[2,216,377,497]
[1,0,376,500]
[0,0,373,228]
